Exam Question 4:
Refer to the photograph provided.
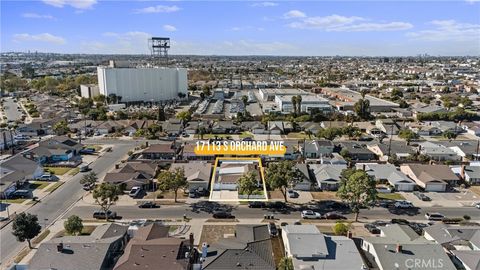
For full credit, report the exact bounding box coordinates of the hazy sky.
[1,0,480,56]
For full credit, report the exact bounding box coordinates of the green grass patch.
[69,167,80,176]
[168,225,179,233]
[30,181,50,190]
[45,182,64,193]
[13,248,29,263]
[202,134,232,139]
[32,229,50,245]
[4,198,27,204]
[377,193,405,200]
[239,131,253,139]
[44,167,72,175]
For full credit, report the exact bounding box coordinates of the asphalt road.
[66,203,480,222]
[0,143,134,266]
[2,97,23,122]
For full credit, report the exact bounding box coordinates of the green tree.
[265,161,300,202]
[157,168,188,202]
[157,106,166,121]
[21,64,35,79]
[53,119,70,135]
[92,183,121,221]
[241,95,248,108]
[391,88,403,99]
[342,126,362,140]
[337,169,377,222]
[176,111,192,125]
[238,171,258,199]
[354,92,371,120]
[12,213,41,249]
[202,85,212,97]
[80,172,97,190]
[317,127,342,141]
[398,129,419,145]
[64,215,83,236]
[278,257,294,270]
[332,222,351,236]
[290,96,297,115]
[443,130,457,140]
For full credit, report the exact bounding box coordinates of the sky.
[1,0,480,56]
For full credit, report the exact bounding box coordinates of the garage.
[424,181,447,192]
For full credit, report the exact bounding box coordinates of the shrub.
[332,222,350,236]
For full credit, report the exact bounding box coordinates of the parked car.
[212,211,234,219]
[394,200,414,209]
[425,212,445,221]
[287,190,299,198]
[79,164,90,172]
[323,212,347,220]
[196,187,209,197]
[376,186,392,194]
[10,189,32,199]
[391,219,410,225]
[36,173,53,181]
[475,202,480,209]
[80,148,96,154]
[138,201,158,208]
[364,224,381,234]
[376,200,395,208]
[301,210,322,219]
[248,201,266,208]
[83,183,96,191]
[93,210,117,219]
[129,187,142,198]
[188,189,198,198]
[267,201,286,210]
[413,191,431,201]
[268,222,278,236]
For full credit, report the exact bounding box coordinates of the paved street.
[1,97,23,122]
[66,203,480,222]
[0,143,134,266]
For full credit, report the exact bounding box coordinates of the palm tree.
[296,95,302,114]
[291,96,297,115]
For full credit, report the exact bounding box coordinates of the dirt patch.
[271,235,285,267]
[311,191,339,201]
[267,190,285,200]
[469,186,480,197]
[146,190,188,200]
[199,225,236,245]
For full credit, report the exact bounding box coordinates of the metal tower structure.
[149,37,170,65]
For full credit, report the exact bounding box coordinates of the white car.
[394,200,414,209]
[129,187,142,198]
[301,210,322,219]
[475,202,480,209]
[425,212,445,221]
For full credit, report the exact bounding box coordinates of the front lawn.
[30,181,50,190]
[239,132,253,139]
[311,191,339,201]
[377,193,405,200]
[286,132,315,139]
[45,182,64,193]
[69,167,80,176]
[44,167,71,175]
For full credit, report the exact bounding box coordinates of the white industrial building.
[80,84,100,99]
[97,61,188,103]
[275,95,331,114]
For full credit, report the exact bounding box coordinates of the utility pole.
[387,123,394,158]
[476,139,479,161]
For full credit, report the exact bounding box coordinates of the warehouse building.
[275,95,331,114]
[97,61,188,103]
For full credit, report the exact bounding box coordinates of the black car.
[268,222,278,236]
[413,191,431,201]
[267,201,286,209]
[138,201,158,208]
[10,189,32,199]
[93,210,117,219]
[212,211,234,219]
[248,201,266,208]
[364,224,381,234]
[391,218,410,225]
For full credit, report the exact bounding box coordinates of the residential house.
[170,162,212,190]
[0,154,43,199]
[400,164,459,191]
[423,224,480,270]
[268,121,284,135]
[437,140,480,161]
[462,121,480,137]
[300,122,322,135]
[241,121,267,134]
[139,143,177,160]
[339,141,376,161]
[201,224,276,270]
[357,163,416,191]
[407,122,443,136]
[282,225,365,270]
[361,224,456,270]
[180,142,215,161]
[94,120,123,135]
[293,163,311,191]
[418,141,461,161]
[16,119,54,136]
[29,223,128,270]
[213,161,260,191]
[451,165,480,185]
[27,136,82,165]
[367,141,416,161]
[301,140,334,159]
[309,164,347,191]
[114,223,198,270]
[162,118,183,137]
[211,121,238,134]
[103,162,158,191]
[376,119,399,135]
[412,104,447,119]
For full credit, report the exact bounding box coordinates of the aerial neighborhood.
[1,1,480,269]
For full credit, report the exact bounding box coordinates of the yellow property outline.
[209,157,269,202]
